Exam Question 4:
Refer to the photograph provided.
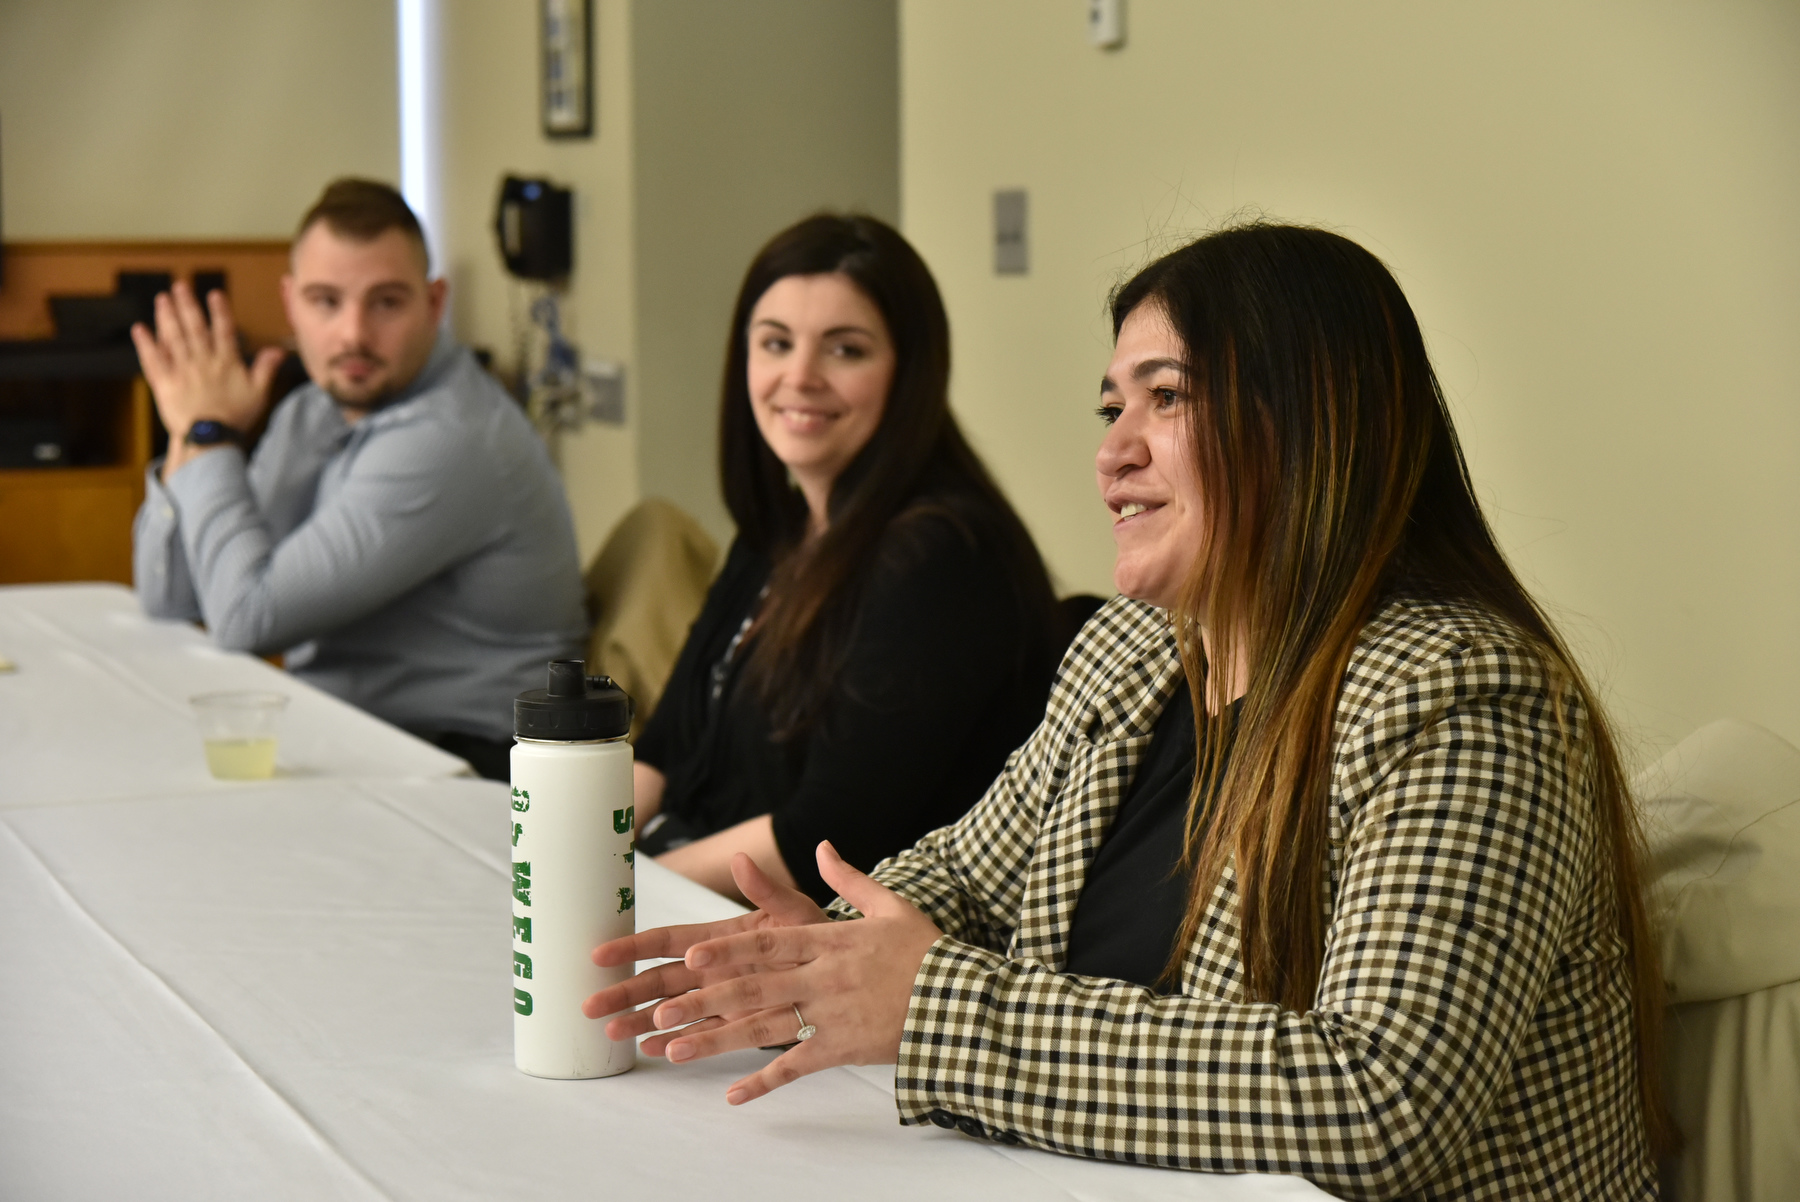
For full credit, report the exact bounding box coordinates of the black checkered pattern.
[833,597,1655,1199]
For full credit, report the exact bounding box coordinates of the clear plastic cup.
[189,691,288,780]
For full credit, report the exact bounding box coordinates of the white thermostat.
[1088,0,1125,49]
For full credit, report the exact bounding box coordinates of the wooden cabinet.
[0,240,290,585]
[0,374,150,585]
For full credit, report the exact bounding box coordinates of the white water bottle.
[510,659,636,1079]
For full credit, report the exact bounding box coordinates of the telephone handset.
[494,176,573,281]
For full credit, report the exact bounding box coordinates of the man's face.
[281,224,446,411]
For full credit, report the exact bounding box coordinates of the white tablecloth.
[0,584,1327,1201]
[0,584,468,804]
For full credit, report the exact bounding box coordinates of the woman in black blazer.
[633,214,1059,905]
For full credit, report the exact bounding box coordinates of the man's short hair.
[296,178,430,272]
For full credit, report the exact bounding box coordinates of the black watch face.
[187,420,234,446]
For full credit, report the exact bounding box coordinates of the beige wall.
[438,0,640,566]
[0,0,397,238]
[899,0,1800,755]
[631,0,900,544]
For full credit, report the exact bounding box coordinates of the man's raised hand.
[130,281,285,476]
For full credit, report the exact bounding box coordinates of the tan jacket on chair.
[584,499,718,740]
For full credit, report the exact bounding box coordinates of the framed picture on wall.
[541,0,593,138]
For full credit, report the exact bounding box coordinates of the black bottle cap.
[514,659,633,741]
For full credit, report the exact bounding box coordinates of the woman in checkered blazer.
[589,223,1671,1199]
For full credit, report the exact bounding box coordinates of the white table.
[0,584,468,805]
[0,585,1328,1201]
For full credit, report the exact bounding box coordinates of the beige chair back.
[583,499,719,740]
[1638,719,1800,1200]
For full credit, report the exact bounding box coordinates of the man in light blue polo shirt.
[131,178,586,779]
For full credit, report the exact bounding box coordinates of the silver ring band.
[793,1004,817,1041]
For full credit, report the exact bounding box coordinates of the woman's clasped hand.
[582,843,942,1104]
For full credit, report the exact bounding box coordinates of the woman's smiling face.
[1096,302,1208,610]
[745,273,896,509]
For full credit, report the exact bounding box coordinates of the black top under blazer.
[635,509,1058,903]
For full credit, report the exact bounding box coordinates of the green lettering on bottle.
[613,805,634,834]
[617,885,635,913]
[511,788,531,813]
[623,841,635,869]
[513,951,533,979]
[513,915,531,942]
[511,822,522,847]
[512,861,531,905]
[514,988,533,1015]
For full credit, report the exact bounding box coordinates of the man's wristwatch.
[184,420,245,448]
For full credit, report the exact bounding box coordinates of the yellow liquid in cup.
[204,737,278,780]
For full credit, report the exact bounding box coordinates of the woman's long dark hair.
[721,213,1056,737]
[1111,222,1673,1155]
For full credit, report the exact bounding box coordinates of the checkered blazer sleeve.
[823,671,1078,951]
[887,629,1615,1199]
[824,599,1159,946]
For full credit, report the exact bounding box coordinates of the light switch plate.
[994,189,1028,275]
[583,359,626,425]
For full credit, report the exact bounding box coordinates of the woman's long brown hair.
[720,214,1057,738]
[1114,223,1674,1155]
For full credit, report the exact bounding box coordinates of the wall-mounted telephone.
[494,176,573,280]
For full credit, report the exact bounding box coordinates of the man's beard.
[323,350,395,412]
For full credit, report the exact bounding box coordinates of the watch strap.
[184,420,245,447]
